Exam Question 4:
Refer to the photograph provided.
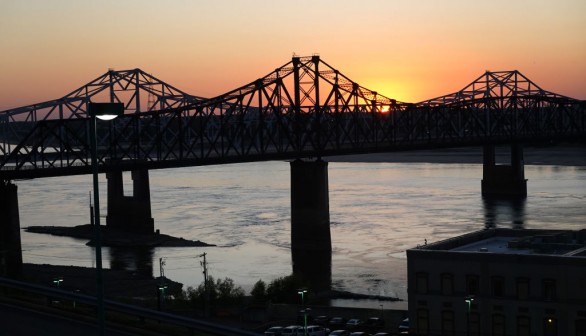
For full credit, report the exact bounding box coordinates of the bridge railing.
[1,98,585,179]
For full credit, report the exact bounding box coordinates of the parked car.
[264,326,283,336]
[349,332,370,336]
[398,318,409,332]
[363,317,384,332]
[345,319,363,331]
[328,330,350,336]
[281,325,304,336]
[305,325,330,336]
[313,315,329,326]
[329,317,347,329]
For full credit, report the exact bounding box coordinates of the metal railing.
[0,276,259,336]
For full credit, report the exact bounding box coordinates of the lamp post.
[297,290,308,336]
[89,102,123,336]
[465,295,475,336]
[53,277,63,289]
[303,308,311,336]
[297,289,307,305]
[157,285,168,311]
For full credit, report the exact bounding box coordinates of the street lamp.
[297,289,307,305]
[297,290,308,336]
[465,295,475,336]
[89,102,123,336]
[158,284,168,311]
[53,277,63,289]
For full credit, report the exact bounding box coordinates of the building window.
[466,274,479,295]
[543,279,556,301]
[492,314,505,336]
[441,310,455,336]
[470,312,481,336]
[416,272,429,294]
[441,273,454,295]
[416,308,429,335]
[516,277,530,300]
[576,319,586,336]
[544,317,557,336]
[517,316,530,336]
[491,276,505,298]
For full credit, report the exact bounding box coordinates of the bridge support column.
[0,181,23,278]
[290,159,332,290]
[481,143,527,198]
[106,170,154,235]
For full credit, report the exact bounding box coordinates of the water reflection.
[108,247,154,276]
[483,197,526,229]
[17,160,586,305]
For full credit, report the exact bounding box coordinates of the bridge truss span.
[1,56,585,180]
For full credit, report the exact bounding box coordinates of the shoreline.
[325,144,586,166]
[25,224,215,248]
[21,263,183,299]
[20,263,402,303]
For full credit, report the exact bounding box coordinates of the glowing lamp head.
[96,114,118,121]
[89,102,124,120]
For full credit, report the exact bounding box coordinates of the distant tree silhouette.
[266,274,305,303]
[184,276,244,306]
[251,279,267,302]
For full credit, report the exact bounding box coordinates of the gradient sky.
[1,0,585,110]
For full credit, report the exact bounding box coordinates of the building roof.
[416,228,586,257]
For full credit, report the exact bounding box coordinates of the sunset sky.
[1,0,585,110]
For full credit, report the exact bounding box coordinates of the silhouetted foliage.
[250,279,267,302]
[266,274,305,303]
[183,276,244,306]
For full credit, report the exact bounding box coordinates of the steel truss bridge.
[1,55,585,180]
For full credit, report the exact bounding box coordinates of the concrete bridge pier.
[290,159,332,289]
[481,143,527,198]
[106,169,154,234]
[0,181,23,278]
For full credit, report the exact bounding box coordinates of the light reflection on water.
[17,161,586,308]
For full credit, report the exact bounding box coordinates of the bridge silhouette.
[1,56,585,282]
[1,55,584,180]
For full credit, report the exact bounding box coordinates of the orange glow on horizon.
[0,1,585,111]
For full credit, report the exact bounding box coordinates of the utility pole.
[198,253,209,317]
[159,257,166,279]
[158,257,166,311]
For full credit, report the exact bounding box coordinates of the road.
[0,302,146,336]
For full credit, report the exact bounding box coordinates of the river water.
[17,151,586,309]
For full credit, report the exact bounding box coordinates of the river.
[17,147,586,309]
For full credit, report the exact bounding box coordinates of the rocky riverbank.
[25,224,215,248]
